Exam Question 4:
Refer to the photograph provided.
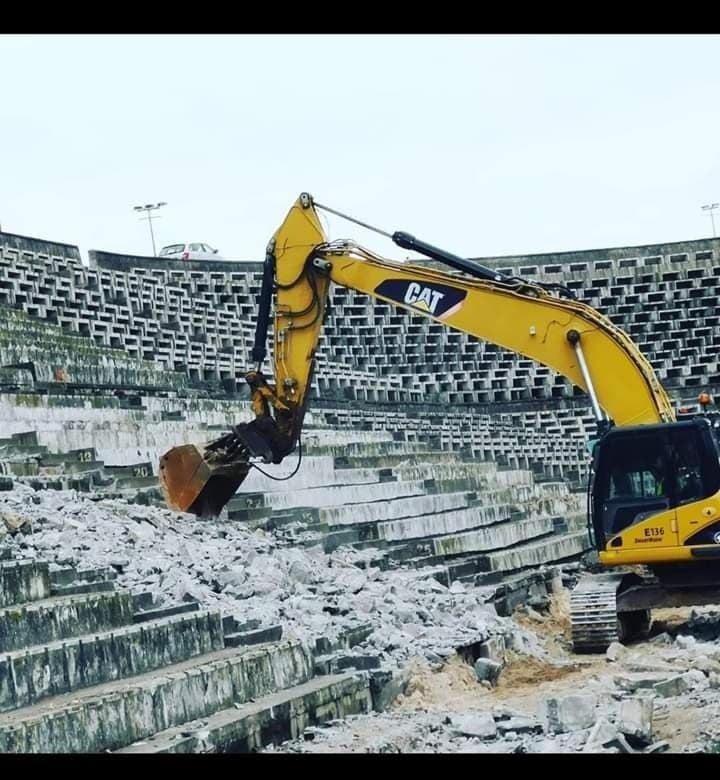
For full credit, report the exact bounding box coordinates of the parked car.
[158,242,225,261]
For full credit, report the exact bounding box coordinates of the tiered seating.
[0,232,718,496]
[2,237,718,408]
[0,556,370,753]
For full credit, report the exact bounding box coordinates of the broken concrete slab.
[368,668,409,712]
[583,717,621,752]
[606,642,627,662]
[643,740,670,753]
[479,636,506,664]
[539,694,597,734]
[618,696,653,745]
[681,669,709,692]
[496,717,542,735]
[614,672,678,693]
[474,658,503,685]
[653,675,690,698]
[449,712,497,740]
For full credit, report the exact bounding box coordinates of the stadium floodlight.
[133,202,167,256]
[701,203,719,238]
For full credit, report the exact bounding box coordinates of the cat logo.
[404,283,445,314]
[374,279,467,320]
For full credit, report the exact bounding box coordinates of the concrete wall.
[90,249,263,274]
[0,231,81,262]
[470,236,720,271]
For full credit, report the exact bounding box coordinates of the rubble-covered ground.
[273,602,720,754]
[0,484,544,664]
[3,484,720,754]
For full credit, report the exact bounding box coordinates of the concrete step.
[50,580,116,597]
[49,565,118,588]
[372,502,521,543]
[384,515,555,562]
[38,448,97,466]
[318,490,476,527]
[261,479,428,511]
[0,591,134,653]
[391,461,501,483]
[426,515,555,558]
[333,451,451,469]
[223,625,283,647]
[0,641,313,753]
[0,561,50,608]
[474,529,591,574]
[133,602,200,624]
[115,672,372,753]
[306,441,428,457]
[0,610,224,713]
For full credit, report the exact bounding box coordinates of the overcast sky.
[1,34,719,264]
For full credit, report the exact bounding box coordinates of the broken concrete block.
[369,668,409,712]
[648,632,672,645]
[624,660,687,675]
[614,672,675,692]
[583,717,621,752]
[607,732,637,754]
[652,675,690,698]
[496,717,542,735]
[708,672,720,689]
[1,513,29,534]
[479,635,506,664]
[690,656,720,675]
[606,641,628,662]
[644,740,670,753]
[449,712,497,740]
[618,696,653,744]
[681,669,709,691]
[675,634,697,650]
[288,560,313,584]
[474,657,503,685]
[538,694,597,734]
[128,522,155,543]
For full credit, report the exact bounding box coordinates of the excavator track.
[570,573,625,653]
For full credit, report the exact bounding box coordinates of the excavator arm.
[160,193,675,517]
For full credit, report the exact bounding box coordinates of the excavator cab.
[590,418,720,557]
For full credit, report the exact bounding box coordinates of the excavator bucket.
[159,444,251,518]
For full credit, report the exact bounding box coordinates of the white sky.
[1,34,719,264]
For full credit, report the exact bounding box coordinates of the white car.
[158,242,225,261]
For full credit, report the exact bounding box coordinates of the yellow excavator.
[160,193,720,653]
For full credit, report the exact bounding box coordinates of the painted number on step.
[133,466,149,477]
[78,450,92,462]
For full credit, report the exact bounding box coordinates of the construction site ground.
[2,484,720,754]
[273,595,720,754]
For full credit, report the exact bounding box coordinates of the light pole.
[701,203,719,238]
[133,202,167,256]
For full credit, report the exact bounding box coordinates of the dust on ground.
[394,591,605,717]
[394,653,490,711]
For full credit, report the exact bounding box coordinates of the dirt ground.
[291,592,720,753]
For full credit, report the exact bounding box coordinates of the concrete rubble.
[0,483,552,678]
[267,603,720,753]
[5,482,720,752]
